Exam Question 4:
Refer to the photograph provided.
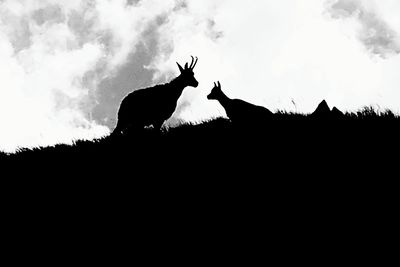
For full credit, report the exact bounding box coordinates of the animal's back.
[226,99,273,124]
[116,85,178,129]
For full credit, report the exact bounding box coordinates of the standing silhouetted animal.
[113,56,199,135]
[207,81,273,125]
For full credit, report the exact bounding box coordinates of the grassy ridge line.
[1,108,400,159]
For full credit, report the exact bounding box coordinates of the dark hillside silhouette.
[207,81,273,126]
[2,102,399,238]
[113,56,199,135]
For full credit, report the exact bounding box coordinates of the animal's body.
[208,82,273,125]
[113,57,199,135]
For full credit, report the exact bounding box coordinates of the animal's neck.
[169,75,187,97]
[217,92,231,109]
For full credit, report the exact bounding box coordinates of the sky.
[0,0,400,152]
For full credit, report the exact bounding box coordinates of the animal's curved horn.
[192,57,198,69]
[189,56,195,69]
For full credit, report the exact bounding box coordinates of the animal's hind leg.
[112,120,125,136]
[152,121,164,132]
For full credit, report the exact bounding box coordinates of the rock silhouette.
[312,100,344,119]
[207,81,273,125]
[313,100,331,117]
[332,106,344,117]
[113,56,199,135]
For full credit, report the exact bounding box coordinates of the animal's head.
[177,56,199,88]
[207,81,223,100]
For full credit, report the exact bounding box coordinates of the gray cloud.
[173,0,188,12]
[92,11,172,128]
[92,1,224,129]
[206,19,224,41]
[126,0,142,6]
[32,4,65,26]
[93,41,158,128]
[326,0,400,58]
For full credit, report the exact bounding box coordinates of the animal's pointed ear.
[177,62,184,73]
[217,81,221,88]
[185,63,189,69]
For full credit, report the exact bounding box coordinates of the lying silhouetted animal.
[207,81,273,125]
[113,56,199,135]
